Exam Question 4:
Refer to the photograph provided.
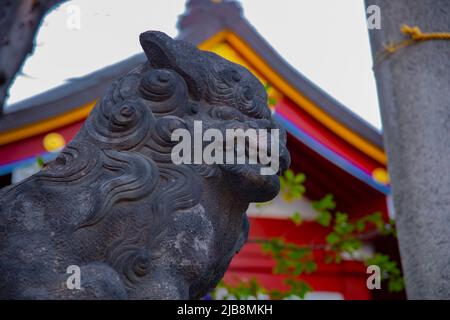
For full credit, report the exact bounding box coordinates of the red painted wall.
[224,217,371,300]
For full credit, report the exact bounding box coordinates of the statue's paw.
[59,262,127,300]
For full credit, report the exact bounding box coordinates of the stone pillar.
[365,0,450,299]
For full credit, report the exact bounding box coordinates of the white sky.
[6,0,382,130]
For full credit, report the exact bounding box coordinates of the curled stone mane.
[0,31,290,300]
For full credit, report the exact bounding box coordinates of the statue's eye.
[243,86,254,101]
[231,70,241,82]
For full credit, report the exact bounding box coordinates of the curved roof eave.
[0,0,383,151]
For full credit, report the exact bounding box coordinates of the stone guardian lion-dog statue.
[0,31,290,299]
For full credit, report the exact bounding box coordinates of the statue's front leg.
[55,262,128,300]
[127,269,190,300]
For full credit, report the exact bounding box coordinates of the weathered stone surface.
[366,0,450,299]
[0,31,289,299]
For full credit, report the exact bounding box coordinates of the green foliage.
[283,279,312,299]
[279,169,306,202]
[214,278,267,300]
[312,194,335,227]
[268,97,278,106]
[366,253,404,292]
[325,232,340,245]
[261,238,316,277]
[316,211,332,227]
[290,211,302,226]
[214,277,313,300]
[36,156,44,168]
[264,83,278,107]
[320,210,396,261]
[213,170,404,299]
[312,194,336,211]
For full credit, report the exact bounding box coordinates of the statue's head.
[138,31,290,200]
[37,31,290,298]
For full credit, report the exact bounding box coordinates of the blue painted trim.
[0,114,390,195]
[274,112,391,195]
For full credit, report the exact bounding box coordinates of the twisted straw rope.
[376,24,450,63]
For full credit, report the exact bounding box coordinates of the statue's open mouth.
[170,118,290,177]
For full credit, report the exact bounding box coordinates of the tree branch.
[0,0,65,114]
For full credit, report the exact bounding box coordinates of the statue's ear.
[139,31,174,69]
[139,31,204,100]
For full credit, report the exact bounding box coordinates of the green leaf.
[272,238,285,250]
[313,194,336,211]
[287,248,309,260]
[273,261,288,274]
[355,220,366,232]
[334,222,354,235]
[388,277,405,292]
[286,169,294,180]
[326,232,340,245]
[280,170,307,202]
[284,279,312,299]
[261,242,272,253]
[269,289,285,300]
[335,212,348,224]
[389,218,396,227]
[316,211,332,227]
[305,261,317,273]
[366,212,384,230]
[268,97,277,106]
[290,212,303,226]
[292,263,305,276]
[367,253,390,266]
[36,156,44,168]
[339,239,362,252]
[295,173,306,183]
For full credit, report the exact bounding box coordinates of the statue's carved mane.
[0,31,289,299]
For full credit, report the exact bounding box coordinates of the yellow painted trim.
[0,102,95,146]
[43,132,66,152]
[372,168,390,185]
[223,31,387,165]
[198,31,227,51]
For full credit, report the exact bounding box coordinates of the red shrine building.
[0,0,399,299]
